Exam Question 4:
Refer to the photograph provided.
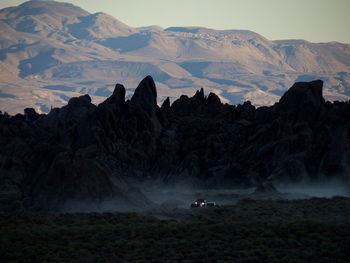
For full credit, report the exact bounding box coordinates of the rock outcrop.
[1,77,350,211]
[276,80,325,123]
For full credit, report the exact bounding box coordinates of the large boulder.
[276,80,325,122]
[47,94,96,124]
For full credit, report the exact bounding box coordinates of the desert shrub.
[1,198,350,262]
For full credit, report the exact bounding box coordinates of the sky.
[0,0,349,43]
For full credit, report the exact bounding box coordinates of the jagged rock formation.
[1,76,350,211]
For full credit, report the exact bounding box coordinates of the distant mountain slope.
[0,0,349,114]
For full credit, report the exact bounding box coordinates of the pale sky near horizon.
[0,0,349,43]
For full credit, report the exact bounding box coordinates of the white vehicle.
[190,199,218,208]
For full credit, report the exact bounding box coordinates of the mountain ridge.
[0,0,349,114]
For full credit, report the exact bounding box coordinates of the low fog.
[61,178,350,213]
[277,179,350,198]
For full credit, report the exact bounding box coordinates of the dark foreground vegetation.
[1,197,350,263]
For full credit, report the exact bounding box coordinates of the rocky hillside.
[0,76,349,211]
[0,0,349,114]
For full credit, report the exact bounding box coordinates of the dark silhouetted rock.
[69,94,92,106]
[104,83,126,105]
[131,75,157,115]
[277,80,325,122]
[279,80,324,108]
[47,94,96,124]
[161,97,171,110]
[238,101,255,120]
[193,88,205,101]
[207,92,221,107]
[170,95,191,115]
[1,78,350,212]
[24,108,39,121]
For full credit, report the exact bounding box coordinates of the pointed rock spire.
[113,84,126,102]
[161,97,170,110]
[100,83,126,107]
[130,75,157,115]
[193,88,205,101]
[111,83,126,104]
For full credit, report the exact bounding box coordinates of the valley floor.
[1,197,350,263]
